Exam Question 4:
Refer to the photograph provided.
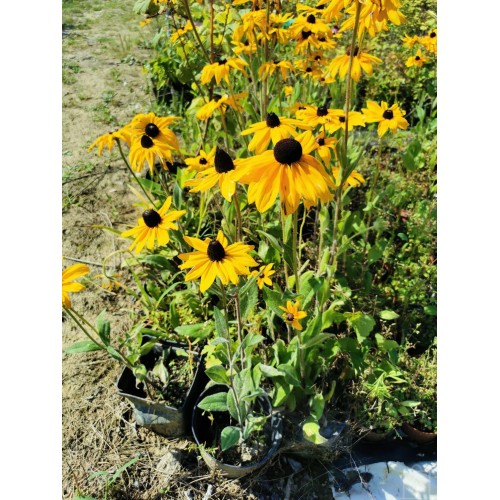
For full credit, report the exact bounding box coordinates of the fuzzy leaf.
[379,310,400,320]
[205,365,229,385]
[197,392,228,412]
[64,340,103,354]
[220,426,241,451]
[238,277,259,321]
[302,417,328,444]
[96,311,111,345]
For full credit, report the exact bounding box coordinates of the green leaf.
[402,150,416,171]
[174,322,212,340]
[132,363,147,382]
[303,332,332,350]
[106,345,122,362]
[141,255,171,269]
[302,417,328,444]
[220,426,241,451]
[226,389,239,421]
[310,393,325,420]
[346,312,376,344]
[197,392,228,412]
[96,311,110,345]
[322,308,345,330]
[238,277,258,321]
[111,455,141,482]
[205,365,229,385]
[262,287,284,316]
[213,307,228,337]
[424,305,437,316]
[272,378,291,407]
[259,364,285,378]
[64,340,103,354]
[276,364,301,387]
[379,310,400,320]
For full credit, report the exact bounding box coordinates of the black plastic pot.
[116,337,208,437]
[192,384,283,478]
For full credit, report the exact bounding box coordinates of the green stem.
[233,190,243,241]
[296,329,306,385]
[116,139,156,206]
[292,210,300,294]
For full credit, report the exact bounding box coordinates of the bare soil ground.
[62,2,350,498]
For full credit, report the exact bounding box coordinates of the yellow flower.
[121,196,186,254]
[289,13,331,39]
[324,110,366,134]
[195,92,248,121]
[331,166,366,189]
[296,104,338,128]
[279,300,307,331]
[402,34,420,49]
[241,113,311,154]
[200,57,248,85]
[419,30,437,54]
[62,263,90,308]
[405,49,429,68]
[128,112,179,151]
[258,60,294,81]
[170,21,193,42]
[185,146,216,172]
[235,131,334,216]
[328,47,382,81]
[179,230,258,292]
[251,263,276,289]
[314,133,338,166]
[185,147,242,202]
[129,135,176,173]
[361,101,409,137]
[284,86,294,97]
[87,128,132,156]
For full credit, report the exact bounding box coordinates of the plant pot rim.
[401,422,437,444]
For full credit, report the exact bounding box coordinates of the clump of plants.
[63,0,437,472]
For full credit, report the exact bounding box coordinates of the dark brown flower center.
[317,105,328,116]
[140,135,154,148]
[214,147,235,173]
[199,157,208,165]
[266,112,281,128]
[318,35,326,42]
[315,55,321,61]
[142,209,162,228]
[339,116,346,123]
[415,56,421,61]
[301,30,312,40]
[306,14,316,24]
[218,58,227,65]
[430,31,436,38]
[286,313,295,322]
[274,138,303,165]
[305,67,312,73]
[207,240,226,262]
[383,109,394,120]
[316,137,325,146]
[145,123,160,138]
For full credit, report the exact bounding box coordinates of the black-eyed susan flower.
[121,196,186,254]
[185,146,216,172]
[328,47,382,82]
[314,133,338,166]
[195,92,248,121]
[419,30,437,54]
[402,34,420,49]
[405,49,429,68]
[185,147,242,202]
[251,263,276,289]
[179,230,258,292]
[361,101,409,137]
[331,166,366,189]
[289,13,331,39]
[279,300,307,331]
[269,13,293,44]
[200,57,248,85]
[129,134,176,173]
[62,263,90,308]
[296,104,338,128]
[170,21,193,43]
[284,86,294,97]
[236,131,334,215]
[87,127,132,156]
[294,59,323,80]
[325,110,366,134]
[258,60,294,81]
[241,112,311,154]
[128,112,179,152]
